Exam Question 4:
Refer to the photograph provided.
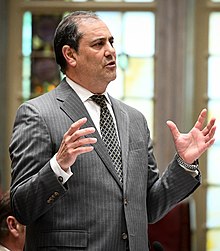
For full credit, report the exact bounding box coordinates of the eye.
[93,41,104,48]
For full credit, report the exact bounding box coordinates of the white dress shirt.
[0,244,10,251]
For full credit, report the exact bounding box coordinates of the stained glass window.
[206,11,220,251]
[22,12,61,99]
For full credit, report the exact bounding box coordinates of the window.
[22,12,61,100]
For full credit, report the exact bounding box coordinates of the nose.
[104,42,116,57]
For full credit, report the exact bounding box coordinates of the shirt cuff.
[182,167,199,177]
[50,154,73,184]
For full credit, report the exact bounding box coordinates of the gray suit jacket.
[10,79,200,251]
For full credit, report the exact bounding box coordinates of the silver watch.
[176,154,199,171]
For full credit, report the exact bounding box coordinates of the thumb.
[166,120,180,141]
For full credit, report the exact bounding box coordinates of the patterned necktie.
[91,95,123,183]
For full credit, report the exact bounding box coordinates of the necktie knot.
[90,95,107,108]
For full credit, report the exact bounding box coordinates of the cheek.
[78,53,103,72]
[83,56,100,67]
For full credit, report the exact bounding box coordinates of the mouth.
[105,61,116,68]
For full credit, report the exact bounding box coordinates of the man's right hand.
[56,117,97,172]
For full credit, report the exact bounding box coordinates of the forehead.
[78,18,112,39]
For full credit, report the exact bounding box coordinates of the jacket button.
[54,191,59,196]
[122,233,128,240]
[124,198,128,206]
[58,176,63,183]
[47,198,52,204]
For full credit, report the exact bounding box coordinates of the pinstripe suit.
[9,79,200,250]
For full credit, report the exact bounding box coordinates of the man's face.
[73,18,117,93]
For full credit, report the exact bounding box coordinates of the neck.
[65,74,109,94]
[1,238,22,251]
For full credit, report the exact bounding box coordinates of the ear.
[6,216,20,238]
[62,45,77,67]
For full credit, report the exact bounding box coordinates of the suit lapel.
[110,97,130,192]
[55,80,123,189]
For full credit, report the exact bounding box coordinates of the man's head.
[54,11,98,73]
[0,191,25,251]
[54,11,117,94]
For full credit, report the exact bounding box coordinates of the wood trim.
[154,0,188,171]
[0,0,9,191]
[20,1,157,13]
[5,0,24,189]
[207,1,220,11]
[193,0,209,250]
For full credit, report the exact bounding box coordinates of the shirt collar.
[0,244,11,251]
[65,76,112,105]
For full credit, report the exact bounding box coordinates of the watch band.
[176,153,199,171]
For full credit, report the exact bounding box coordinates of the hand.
[56,117,97,172]
[166,108,216,164]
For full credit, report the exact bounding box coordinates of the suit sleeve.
[10,102,67,225]
[143,117,201,223]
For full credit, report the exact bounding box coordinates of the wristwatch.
[176,153,199,171]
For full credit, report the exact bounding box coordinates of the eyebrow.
[91,36,114,43]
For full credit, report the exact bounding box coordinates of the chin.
[109,73,117,81]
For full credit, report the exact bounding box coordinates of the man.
[0,192,25,251]
[9,11,216,251]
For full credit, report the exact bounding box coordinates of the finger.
[204,137,215,150]
[166,120,180,140]
[202,117,216,136]
[71,137,97,149]
[72,145,96,156]
[209,124,217,139]
[65,117,88,137]
[57,137,97,167]
[71,127,96,142]
[204,125,216,142]
[194,108,207,130]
